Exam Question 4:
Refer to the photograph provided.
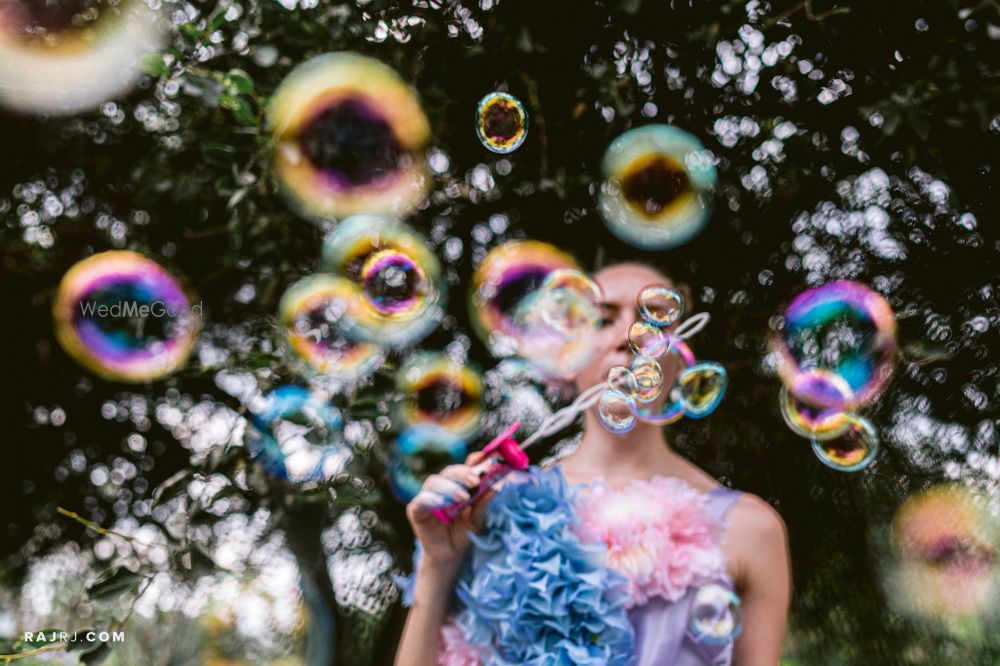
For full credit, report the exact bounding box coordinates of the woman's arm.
[395,457,488,666]
[728,495,792,666]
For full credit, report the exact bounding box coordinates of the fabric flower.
[573,476,727,608]
[452,467,636,665]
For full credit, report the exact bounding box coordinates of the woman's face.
[573,263,685,396]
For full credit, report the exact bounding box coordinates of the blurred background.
[1,0,998,664]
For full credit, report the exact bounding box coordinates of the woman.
[396,263,792,665]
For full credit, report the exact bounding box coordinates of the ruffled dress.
[402,465,741,666]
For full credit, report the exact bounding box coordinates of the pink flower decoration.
[438,619,487,666]
[573,476,728,608]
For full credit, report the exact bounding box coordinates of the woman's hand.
[406,452,492,569]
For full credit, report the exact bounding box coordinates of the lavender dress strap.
[628,488,741,666]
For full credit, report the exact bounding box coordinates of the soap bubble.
[772,280,897,411]
[887,485,1000,625]
[779,372,851,441]
[397,353,484,438]
[633,340,696,425]
[388,425,468,502]
[689,584,744,645]
[811,414,879,472]
[0,0,167,115]
[598,125,717,250]
[476,92,528,154]
[539,269,604,332]
[608,365,639,400]
[630,356,664,403]
[637,284,685,327]
[268,52,430,220]
[279,275,383,380]
[629,321,671,358]
[244,386,350,485]
[680,362,728,418]
[598,389,637,434]
[322,214,444,348]
[52,251,200,383]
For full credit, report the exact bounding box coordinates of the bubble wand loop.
[430,313,711,523]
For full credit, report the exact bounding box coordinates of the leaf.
[138,53,169,77]
[86,567,142,602]
[226,69,255,94]
[80,642,113,665]
[201,142,237,164]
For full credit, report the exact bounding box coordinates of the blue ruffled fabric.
[398,466,636,665]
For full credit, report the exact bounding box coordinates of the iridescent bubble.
[278,275,383,380]
[598,389,637,434]
[476,92,528,154]
[630,356,664,403]
[322,214,444,348]
[52,251,200,383]
[598,125,717,250]
[244,386,349,485]
[888,485,1000,624]
[772,280,897,410]
[608,365,639,400]
[629,321,671,358]
[513,281,600,379]
[397,353,484,438]
[360,249,430,319]
[779,371,851,441]
[637,284,685,327]
[811,414,879,472]
[388,425,467,502]
[0,0,167,115]
[689,584,744,645]
[680,362,728,419]
[469,240,581,356]
[633,340,697,425]
[268,52,430,220]
[539,269,604,333]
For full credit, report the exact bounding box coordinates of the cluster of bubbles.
[52,251,201,382]
[268,52,431,221]
[244,386,351,486]
[475,92,528,154]
[688,583,744,646]
[0,0,167,115]
[396,353,484,439]
[598,125,717,250]
[885,485,1000,629]
[770,281,897,472]
[597,285,728,435]
[469,240,601,379]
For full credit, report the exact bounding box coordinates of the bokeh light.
[396,353,484,438]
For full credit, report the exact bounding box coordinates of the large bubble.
[268,52,430,220]
[688,584,744,645]
[52,251,200,382]
[396,353,484,438]
[278,275,383,381]
[598,125,717,250]
[637,284,685,327]
[0,0,166,115]
[772,280,897,411]
[244,386,350,485]
[887,485,1000,627]
[476,91,528,154]
[322,214,445,348]
[388,425,467,503]
[810,414,879,472]
[469,240,582,356]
